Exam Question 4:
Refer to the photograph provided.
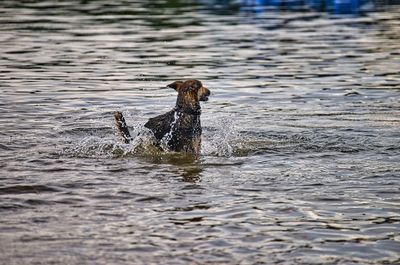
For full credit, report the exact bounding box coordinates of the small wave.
[0,185,60,195]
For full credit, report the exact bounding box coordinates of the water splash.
[67,135,119,158]
[202,116,241,157]
[60,110,158,158]
[159,110,180,152]
[60,110,243,158]
[60,111,371,159]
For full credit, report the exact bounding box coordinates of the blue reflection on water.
[199,0,392,14]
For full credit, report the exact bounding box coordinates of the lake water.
[1,1,399,264]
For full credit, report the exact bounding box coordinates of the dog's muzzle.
[199,86,210,102]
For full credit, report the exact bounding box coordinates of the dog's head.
[167,80,210,102]
[168,79,210,114]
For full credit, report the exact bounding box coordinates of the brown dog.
[114,79,210,154]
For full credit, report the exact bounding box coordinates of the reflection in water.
[201,0,399,14]
[140,153,204,182]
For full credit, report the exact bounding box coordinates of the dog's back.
[144,110,175,141]
[144,109,202,153]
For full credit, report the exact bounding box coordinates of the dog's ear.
[167,81,183,91]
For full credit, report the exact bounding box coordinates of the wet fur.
[114,79,210,154]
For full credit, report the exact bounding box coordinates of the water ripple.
[1,1,400,264]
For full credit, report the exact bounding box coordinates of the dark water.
[1,1,400,264]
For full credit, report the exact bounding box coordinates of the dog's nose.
[199,86,210,101]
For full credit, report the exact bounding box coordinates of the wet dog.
[114,79,210,154]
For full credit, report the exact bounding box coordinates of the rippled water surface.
[1,1,400,264]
